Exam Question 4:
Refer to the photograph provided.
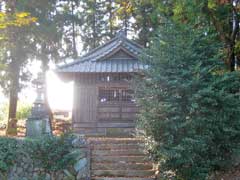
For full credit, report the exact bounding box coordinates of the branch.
[203,1,230,43]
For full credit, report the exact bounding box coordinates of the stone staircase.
[88,138,157,180]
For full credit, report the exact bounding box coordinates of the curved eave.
[56,59,148,74]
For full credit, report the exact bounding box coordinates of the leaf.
[208,0,217,9]
[15,12,30,18]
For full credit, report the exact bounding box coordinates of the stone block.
[77,166,90,180]
[26,117,51,137]
[72,136,87,148]
[74,158,87,172]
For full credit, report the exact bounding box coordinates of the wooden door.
[97,87,138,123]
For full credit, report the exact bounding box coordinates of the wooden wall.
[72,74,98,135]
[72,73,138,136]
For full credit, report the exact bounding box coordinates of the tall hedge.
[135,22,240,180]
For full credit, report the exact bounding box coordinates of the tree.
[150,0,240,71]
[131,0,159,47]
[135,21,240,179]
[58,0,82,58]
[115,0,133,36]
[0,0,36,135]
[80,0,107,51]
[105,0,118,38]
[19,0,77,132]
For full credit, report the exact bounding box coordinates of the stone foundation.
[7,136,90,180]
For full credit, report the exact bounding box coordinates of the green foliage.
[131,0,159,47]
[16,101,31,120]
[0,137,18,173]
[0,134,78,178]
[80,0,107,51]
[27,134,77,173]
[0,12,37,30]
[0,101,31,121]
[136,21,240,180]
[0,102,8,122]
[151,0,239,70]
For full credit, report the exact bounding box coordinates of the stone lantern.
[26,72,51,137]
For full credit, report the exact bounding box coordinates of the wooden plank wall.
[72,74,98,134]
[72,73,138,136]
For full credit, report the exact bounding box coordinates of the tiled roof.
[57,59,147,73]
[56,32,146,73]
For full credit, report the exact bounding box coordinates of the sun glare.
[47,71,73,111]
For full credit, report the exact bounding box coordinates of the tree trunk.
[93,0,97,49]
[6,0,18,121]
[8,84,18,120]
[140,6,148,47]
[124,9,128,36]
[203,0,239,71]
[8,59,20,120]
[6,61,20,136]
[228,44,236,71]
[71,0,77,57]
[229,0,240,71]
[108,0,114,38]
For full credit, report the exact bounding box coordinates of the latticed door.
[97,87,137,121]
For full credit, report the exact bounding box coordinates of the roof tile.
[56,34,146,73]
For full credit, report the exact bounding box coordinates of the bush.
[26,134,78,176]
[0,137,18,177]
[135,22,240,180]
[0,134,78,179]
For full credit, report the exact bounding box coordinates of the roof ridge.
[81,36,118,59]
[58,37,122,69]
[57,35,143,70]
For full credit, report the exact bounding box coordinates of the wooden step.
[91,155,149,163]
[92,170,155,177]
[92,162,153,170]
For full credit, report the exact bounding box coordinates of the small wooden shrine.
[56,32,146,136]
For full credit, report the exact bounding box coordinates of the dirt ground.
[213,166,240,180]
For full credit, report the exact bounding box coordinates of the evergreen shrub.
[135,22,240,180]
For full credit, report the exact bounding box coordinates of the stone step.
[92,149,145,156]
[92,144,143,150]
[88,138,143,144]
[92,170,156,177]
[91,155,149,163]
[92,162,153,170]
[89,137,156,180]
[92,177,155,180]
[74,131,106,137]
